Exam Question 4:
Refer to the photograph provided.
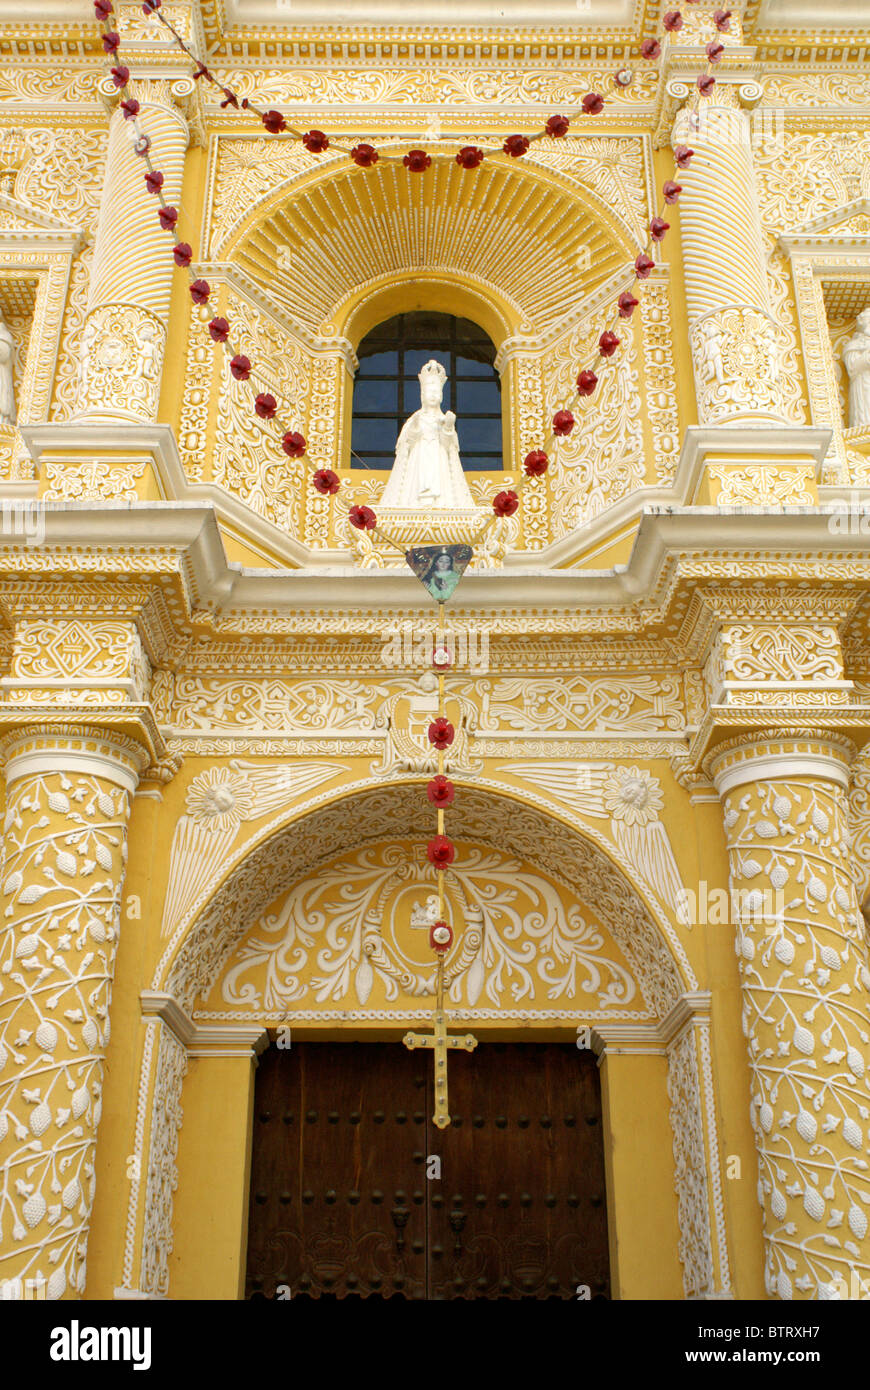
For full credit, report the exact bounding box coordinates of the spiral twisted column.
[708,735,870,1299]
[77,77,192,422]
[0,728,147,1299]
[672,83,789,425]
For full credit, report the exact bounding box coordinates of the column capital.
[0,716,161,790]
[705,731,856,796]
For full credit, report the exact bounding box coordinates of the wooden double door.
[245,1041,610,1301]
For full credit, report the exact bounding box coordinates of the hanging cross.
[403,959,476,1129]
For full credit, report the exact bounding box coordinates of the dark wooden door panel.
[427,1043,609,1300]
[245,1041,609,1301]
[245,1043,428,1299]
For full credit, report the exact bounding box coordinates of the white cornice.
[140,990,270,1056]
[510,424,831,570]
[20,422,350,570]
[7,497,870,625]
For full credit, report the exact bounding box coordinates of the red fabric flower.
[697,74,716,96]
[523,449,549,477]
[94,0,113,17]
[133,134,150,157]
[706,40,725,62]
[313,469,340,495]
[582,92,604,115]
[493,490,519,517]
[428,717,455,749]
[674,144,694,169]
[158,205,178,231]
[503,134,529,157]
[576,369,598,396]
[101,30,121,53]
[230,354,251,381]
[553,410,575,435]
[640,38,661,59]
[303,129,329,153]
[403,150,431,171]
[142,0,160,11]
[351,143,379,167]
[713,8,731,31]
[617,291,639,319]
[663,179,682,203]
[255,392,277,419]
[209,316,230,343]
[220,88,239,110]
[635,252,655,279]
[189,278,209,303]
[456,146,485,169]
[650,215,670,241]
[427,774,455,806]
[427,835,455,867]
[545,114,570,138]
[349,504,376,530]
[282,431,307,458]
[121,98,140,120]
[261,110,286,134]
[110,65,129,89]
[599,330,620,357]
[144,169,164,194]
[662,10,683,30]
[173,242,193,267]
[193,63,211,81]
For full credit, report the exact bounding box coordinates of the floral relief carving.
[214,840,643,1016]
[138,1023,186,1298]
[157,783,688,1021]
[0,770,131,1300]
[668,1026,716,1298]
[546,315,645,536]
[212,291,311,536]
[78,304,165,422]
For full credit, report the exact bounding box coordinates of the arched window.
[350,311,502,471]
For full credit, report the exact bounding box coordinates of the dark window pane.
[463,456,502,471]
[457,417,501,452]
[456,380,501,414]
[352,418,396,453]
[351,456,393,469]
[455,354,495,376]
[357,349,399,372]
[354,378,399,413]
[405,316,452,346]
[352,311,502,471]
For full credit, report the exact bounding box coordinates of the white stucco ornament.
[185,768,254,831]
[603,765,664,827]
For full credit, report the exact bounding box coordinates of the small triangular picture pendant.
[405,543,473,602]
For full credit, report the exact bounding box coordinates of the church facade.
[0,0,869,1303]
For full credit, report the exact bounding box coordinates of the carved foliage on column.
[721,771,870,1298]
[139,1023,186,1298]
[0,769,131,1298]
[690,305,788,424]
[78,304,166,422]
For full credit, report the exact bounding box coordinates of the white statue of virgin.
[0,307,17,428]
[844,308,870,429]
[380,359,475,510]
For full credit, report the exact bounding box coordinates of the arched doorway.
[132,780,722,1300]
